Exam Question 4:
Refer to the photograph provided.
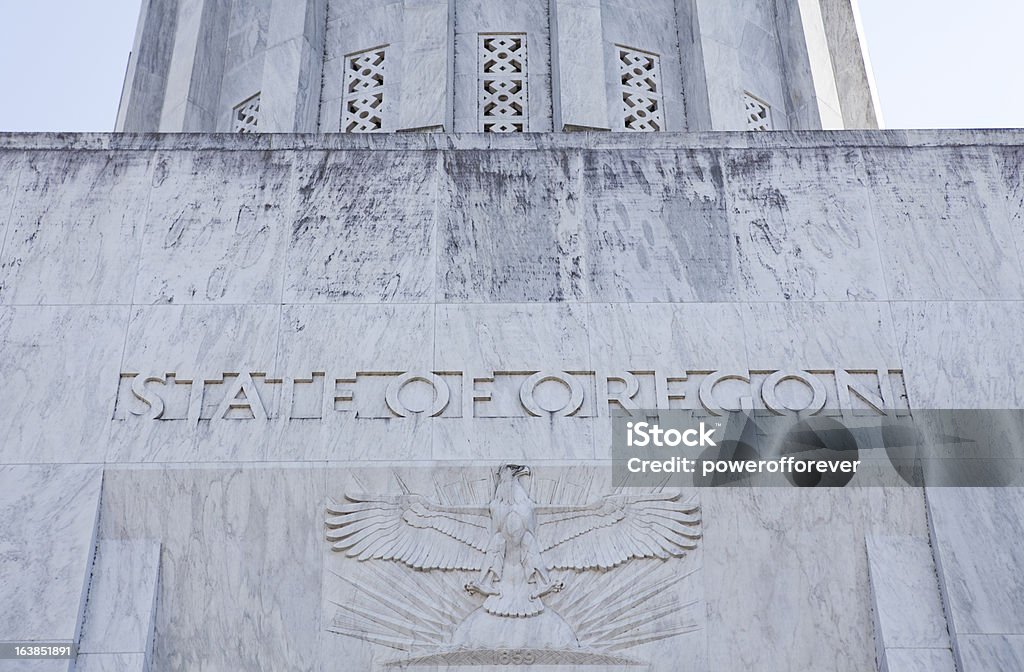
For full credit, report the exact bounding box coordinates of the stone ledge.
[0,129,1022,152]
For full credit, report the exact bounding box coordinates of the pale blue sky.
[0,0,1021,132]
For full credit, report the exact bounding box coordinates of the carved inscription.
[114,368,908,421]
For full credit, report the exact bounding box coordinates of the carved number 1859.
[496,650,535,665]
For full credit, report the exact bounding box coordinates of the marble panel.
[818,0,881,129]
[284,151,438,303]
[397,0,452,131]
[927,488,1024,636]
[694,0,777,48]
[98,466,325,672]
[110,305,280,462]
[217,56,266,132]
[740,302,899,370]
[0,152,152,305]
[883,648,956,672]
[957,635,1024,672]
[863,147,1024,301]
[319,47,347,103]
[260,36,323,133]
[581,149,733,302]
[435,303,589,371]
[723,148,885,301]
[892,302,1024,408]
[551,0,609,131]
[159,0,207,131]
[588,302,747,372]
[866,536,949,650]
[439,150,584,302]
[79,540,160,656]
[326,0,403,61]
[0,465,102,643]
[703,488,927,672]
[226,0,271,65]
[0,306,127,463]
[317,96,343,134]
[696,37,748,131]
[134,151,292,305]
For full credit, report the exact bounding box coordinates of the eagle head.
[498,464,531,480]
[494,465,532,502]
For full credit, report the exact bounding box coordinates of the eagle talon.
[530,580,565,600]
[465,581,499,597]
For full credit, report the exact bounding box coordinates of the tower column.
[774,0,845,130]
[397,0,455,132]
[159,0,230,132]
[259,0,328,133]
[550,0,610,132]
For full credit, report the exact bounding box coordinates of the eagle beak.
[517,465,531,477]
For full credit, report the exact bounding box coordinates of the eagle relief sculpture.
[324,465,704,668]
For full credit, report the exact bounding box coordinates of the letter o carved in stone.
[385,372,451,418]
[519,371,585,417]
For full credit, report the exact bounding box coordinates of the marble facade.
[0,129,1022,670]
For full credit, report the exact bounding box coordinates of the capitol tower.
[1,1,1022,671]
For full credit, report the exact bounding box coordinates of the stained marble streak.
[440,150,583,302]
[0,152,153,306]
[863,147,1024,301]
[134,151,293,305]
[724,148,885,301]
[284,151,439,303]
[581,150,733,302]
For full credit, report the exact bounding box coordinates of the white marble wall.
[0,130,1022,670]
[0,132,1022,464]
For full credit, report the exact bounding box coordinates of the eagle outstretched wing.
[325,494,491,571]
[536,492,701,571]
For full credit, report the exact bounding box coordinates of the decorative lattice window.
[233,93,261,133]
[479,34,528,133]
[342,47,387,133]
[618,47,664,132]
[743,92,772,131]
